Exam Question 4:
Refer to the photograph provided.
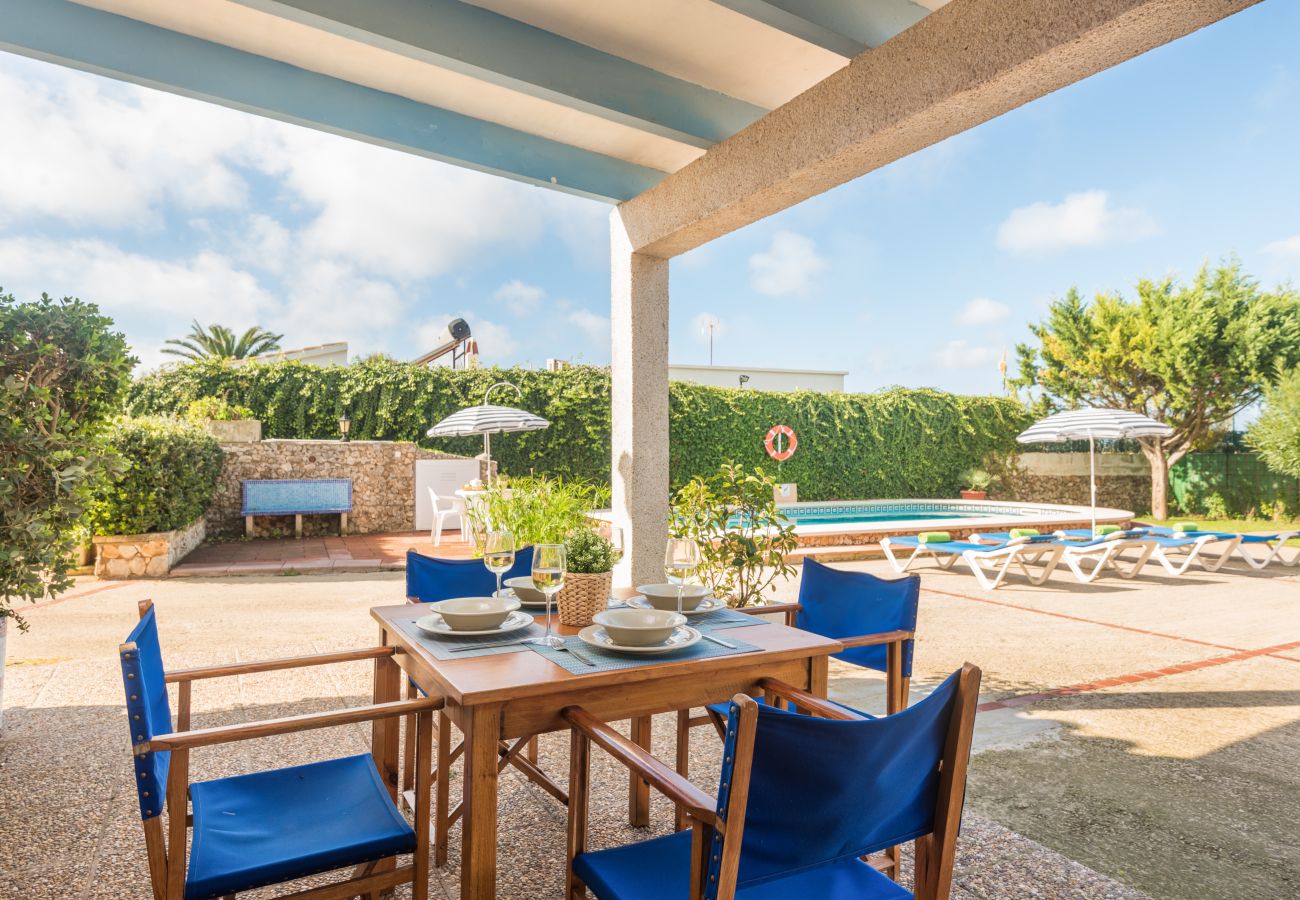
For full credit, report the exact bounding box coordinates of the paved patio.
[3,556,1297,898]
[172,530,476,576]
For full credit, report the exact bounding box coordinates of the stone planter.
[93,517,206,579]
[206,419,262,443]
[959,490,988,500]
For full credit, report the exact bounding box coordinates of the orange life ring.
[764,425,797,462]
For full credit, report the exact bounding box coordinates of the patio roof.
[0,0,1262,586]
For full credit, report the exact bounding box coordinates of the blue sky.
[0,2,1297,393]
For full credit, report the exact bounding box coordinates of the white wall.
[668,365,845,393]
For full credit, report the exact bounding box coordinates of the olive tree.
[1011,263,1300,518]
[1,292,134,628]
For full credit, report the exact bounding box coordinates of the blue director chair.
[675,559,920,849]
[119,601,440,900]
[566,664,981,900]
[404,546,535,602]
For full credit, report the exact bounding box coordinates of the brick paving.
[173,530,476,576]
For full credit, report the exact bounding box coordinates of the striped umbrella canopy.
[426,382,549,486]
[1017,408,1172,533]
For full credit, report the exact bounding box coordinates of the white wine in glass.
[483,530,515,599]
[531,543,567,649]
[664,538,701,615]
[606,525,625,565]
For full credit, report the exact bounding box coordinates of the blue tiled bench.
[241,479,352,537]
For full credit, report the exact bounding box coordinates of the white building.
[229,341,349,367]
[669,364,846,393]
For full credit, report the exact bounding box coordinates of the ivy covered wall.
[127,360,1029,499]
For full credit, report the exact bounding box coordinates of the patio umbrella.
[1017,408,1172,534]
[425,382,549,485]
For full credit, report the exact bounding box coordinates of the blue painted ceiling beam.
[710,0,931,57]
[0,0,663,203]
[234,0,767,148]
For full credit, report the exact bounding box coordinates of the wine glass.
[664,538,701,614]
[483,530,515,600]
[604,524,625,565]
[531,543,567,649]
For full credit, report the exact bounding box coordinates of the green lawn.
[1137,517,1300,543]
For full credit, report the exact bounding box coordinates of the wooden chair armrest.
[563,706,720,828]
[164,645,395,683]
[835,629,913,650]
[758,678,869,721]
[736,602,801,617]
[145,697,442,752]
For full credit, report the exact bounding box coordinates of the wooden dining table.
[368,602,842,900]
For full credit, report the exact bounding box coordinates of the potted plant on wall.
[556,529,616,627]
[185,396,261,443]
[960,468,993,500]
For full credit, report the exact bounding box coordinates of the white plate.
[625,595,727,616]
[416,610,534,638]
[577,624,701,655]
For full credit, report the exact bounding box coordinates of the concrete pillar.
[610,208,670,588]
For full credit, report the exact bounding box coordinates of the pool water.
[748,501,1044,529]
[780,508,993,526]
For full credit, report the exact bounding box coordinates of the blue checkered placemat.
[527,630,761,675]
[392,615,545,660]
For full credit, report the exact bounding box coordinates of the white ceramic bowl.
[592,608,686,647]
[637,583,710,611]
[503,576,546,605]
[432,595,521,631]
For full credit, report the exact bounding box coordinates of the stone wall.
[94,517,206,578]
[999,452,1150,514]
[206,439,487,538]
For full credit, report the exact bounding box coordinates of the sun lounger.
[1144,525,1299,570]
[976,530,1155,584]
[1057,527,1242,576]
[881,533,1064,590]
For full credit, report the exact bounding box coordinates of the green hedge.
[88,417,224,535]
[126,359,1029,498]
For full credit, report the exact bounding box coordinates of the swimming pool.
[770,499,1131,540]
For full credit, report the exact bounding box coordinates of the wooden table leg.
[810,654,829,699]
[461,704,502,900]
[628,715,652,828]
[372,634,402,799]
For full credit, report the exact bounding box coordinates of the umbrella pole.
[1089,434,1097,535]
[484,433,492,487]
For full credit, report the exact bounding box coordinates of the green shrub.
[463,476,609,548]
[564,529,616,574]
[127,359,1029,498]
[184,396,254,422]
[1247,367,1300,477]
[88,417,224,535]
[1,292,134,626]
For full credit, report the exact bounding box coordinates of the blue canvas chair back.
[796,558,919,677]
[405,546,534,602]
[708,669,963,896]
[120,606,172,820]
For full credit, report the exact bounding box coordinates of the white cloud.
[957,297,1010,326]
[1263,234,1300,259]
[934,340,999,370]
[749,231,826,297]
[568,309,610,343]
[494,280,546,315]
[236,214,293,273]
[996,190,1159,253]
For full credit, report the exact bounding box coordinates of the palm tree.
[162,321,284,361]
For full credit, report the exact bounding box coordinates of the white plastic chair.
[427,487,464,546]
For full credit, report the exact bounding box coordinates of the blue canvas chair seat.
[187,754,415,899]
[881,534,1064,589]
[573,830,911,900]
[567,665,983,900]
[120,602,438,900]
[704,693,871,722]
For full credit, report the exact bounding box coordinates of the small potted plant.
[556,529,616,627]
[960,468,992,501]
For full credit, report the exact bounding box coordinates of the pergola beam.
[708,0,933,56]
[620,0,1263,257]
[234,0,767,148]
[0,0,663,203]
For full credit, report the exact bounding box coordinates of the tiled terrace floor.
[174,530,475,576]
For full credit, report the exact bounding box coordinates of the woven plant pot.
[556,570,612,627]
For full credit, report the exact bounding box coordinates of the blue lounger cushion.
[573,830,910,900]
[186,754,415,899]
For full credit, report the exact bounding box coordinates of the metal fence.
[1169,452,1299,517]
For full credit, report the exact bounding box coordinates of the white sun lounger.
[881,535,1065,590]
[1057,528,1243,576]
[977,531,1156,584]
[1145,526,1298,570]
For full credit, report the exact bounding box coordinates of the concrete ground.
[2,554,1297,899]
